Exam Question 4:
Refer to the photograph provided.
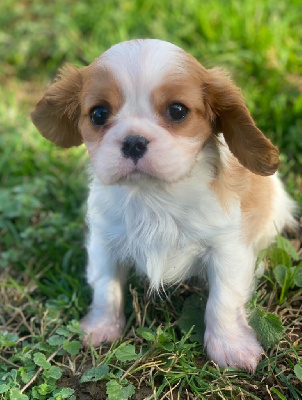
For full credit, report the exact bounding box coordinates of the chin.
[122,171,157,183]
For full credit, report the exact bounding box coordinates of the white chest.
[88,178,241,288]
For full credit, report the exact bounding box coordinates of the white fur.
[61,40,295,372]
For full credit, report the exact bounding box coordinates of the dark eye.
[167,103,189,122]
[90,105,110,126]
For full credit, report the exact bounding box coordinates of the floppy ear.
[204,67,279,176]
[31,65,83,148]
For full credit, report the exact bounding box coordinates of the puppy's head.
[31,39,279,185]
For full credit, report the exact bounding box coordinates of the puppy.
[31,39,296,372]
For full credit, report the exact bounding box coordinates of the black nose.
[121,135,149,164]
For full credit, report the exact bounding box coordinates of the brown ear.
[204,67,279,176]
[31,65,83,148]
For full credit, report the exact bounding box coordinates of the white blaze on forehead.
[96,39,187,116]
[98,39,186,84]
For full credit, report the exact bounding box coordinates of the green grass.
[0,0,301,399]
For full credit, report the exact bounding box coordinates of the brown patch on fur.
[151,76,212,140]
[181,53,280,176]
[31,65,83,148]
[204,67,279,176]
[241,174,275,244]
[81,64,124,116]
[211,144,275,244]
[78,64,124,142]
[31,62,125,147]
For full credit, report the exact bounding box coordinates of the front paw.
[204,326,263,373]
[81,310,125,347]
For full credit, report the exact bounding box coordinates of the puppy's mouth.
[117,167,157,185]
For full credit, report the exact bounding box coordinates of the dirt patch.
[59,375,107,400]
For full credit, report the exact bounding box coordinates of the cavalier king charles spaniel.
[31,39,296,372]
